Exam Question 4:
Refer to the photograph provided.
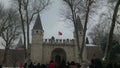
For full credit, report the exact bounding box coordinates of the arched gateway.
[51,48,66,63]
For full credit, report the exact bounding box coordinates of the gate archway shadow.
[51,48,66,64]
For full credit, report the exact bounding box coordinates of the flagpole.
[58,31,60,39]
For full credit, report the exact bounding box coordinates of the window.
[36,31,38,33]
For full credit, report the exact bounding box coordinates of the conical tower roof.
[33,13,43,30]
[16,37,24,49]
[76,16,83,31]
[18,37,22,45]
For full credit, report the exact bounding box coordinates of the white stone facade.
[30,30,84,64]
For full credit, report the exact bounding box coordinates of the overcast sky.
[0,0,113,49]
[36,0,74,39]
[0,0,110,45]
[0,0,74,40]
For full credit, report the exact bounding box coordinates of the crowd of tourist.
[23,59,120,68]
[23,60,81,68]
[89,58,120,68]
[0,59,120,68]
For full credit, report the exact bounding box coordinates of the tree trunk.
[2,45,9,65]
[80,1,90,61]
[18,0,27,59]
[63,0,92,63]
[25,0,31,62]
[71,6,81,63]
[104,0,120,62]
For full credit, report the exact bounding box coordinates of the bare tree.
[80,0,95,61]
[89,22,120,62]
[1,8,21,65]
[104,0,120,62]
[0,4,13,36]
[62,0,82,62]
[62,0,94,62]
[89,13,111,45]
[89,0,119,48]
[13,0,50,60]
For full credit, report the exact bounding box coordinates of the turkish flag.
[58,31,62,35]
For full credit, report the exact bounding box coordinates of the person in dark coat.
[76,63,81,68]
[66,61,70,68]
[36,63,41,68]
[0,64,2,68]
[28,62,34,68]
[89,59,95,68]
[41,64,47,68]
[69,61,77,68]
[94,59,103,68]
[60,60,66,68]
[23,63,27,68]
[106,62,113,68]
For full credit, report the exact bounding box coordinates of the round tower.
[31,13,44,63]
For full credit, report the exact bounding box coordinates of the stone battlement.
[43,39,75,45]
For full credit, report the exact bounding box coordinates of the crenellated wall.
[41,38,77,63]
[43,39,75,45]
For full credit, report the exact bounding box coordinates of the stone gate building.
[30,14,103,64]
